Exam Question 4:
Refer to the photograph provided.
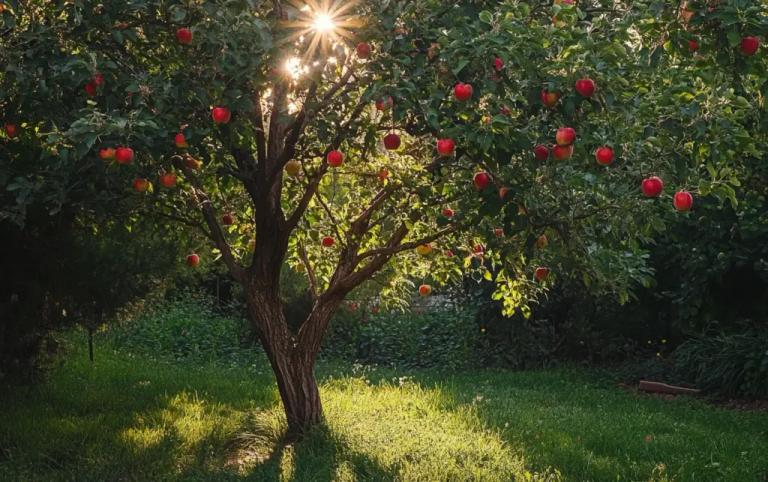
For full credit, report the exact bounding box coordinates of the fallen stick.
[638,380,701,396]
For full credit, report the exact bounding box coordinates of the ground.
[1,334,766,481]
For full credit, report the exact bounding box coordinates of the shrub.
[109,294,260,365]
[674,328,768,399]
[323,308,481,370]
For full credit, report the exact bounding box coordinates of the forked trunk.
[246,288,334,437]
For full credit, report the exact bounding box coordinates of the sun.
[312,14,335,33]
[281,0,363,62]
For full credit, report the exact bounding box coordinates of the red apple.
[555,127,576,146]
[99,147,116,160]
[375,96,393,111]
[673,191,693,211]
[221,213,235,225]
[442,207,454,218]
[473,171,491,190]
[174,133,188,149]
[383,133,401,150]
[473,244,485,255]
[84,81,97,97]
[551,144,574,161]
[534,267,550,281]
[3,123,18,138]
[688,39,699,52]
[93,73,105,86]
[437,138,455,156]
[500,105,511,116]
[132,178,149,192]
[321,236,335,247]
[454,82,473,102]
[186,253,200,267]
[540,89,560,108]
[534,144,550,161]
[444,249,454,258]
[176,27,193,45]
[378,167,389,182]
[493,57,504,71]
[115,146,135,164]
[575,78,596,97]
[418,284,432,297]
[499,186,511,201]
[356,42,371,59]
[494,228,504,237]
[740,36,760,56]
[641,176,664,197]
[211,106,231,124]
[595,146,615,166]
[159,172,177,188]
[327,150,344,167]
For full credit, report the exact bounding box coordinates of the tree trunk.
[246,287,334,438]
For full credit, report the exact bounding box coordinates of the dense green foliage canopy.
[2,0,767,312]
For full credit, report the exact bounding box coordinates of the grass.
[1,333,767,481]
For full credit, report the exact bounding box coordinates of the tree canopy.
[2,0,767,432]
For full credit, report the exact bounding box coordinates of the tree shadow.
[229,415,394,481]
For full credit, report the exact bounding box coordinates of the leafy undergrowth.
[1,334,767,481]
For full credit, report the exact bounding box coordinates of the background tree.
[2,0,766,435]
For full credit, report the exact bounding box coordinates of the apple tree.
[2,0,766,434]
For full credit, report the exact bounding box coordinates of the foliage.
[674,327,768,398]
[328,308,482,370]
[4,0,767,315]
[3,336,768,481]
[109,294,260,365]
[0,218,187,381]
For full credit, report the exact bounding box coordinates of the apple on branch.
[327,150,344,167]
[473,171,491,190]
[641,176,664,197]
[454,82,473,102]
[595,146,615,166]
[176,27,193,45]
[383,133,401,150]
[186,253,200,267]
[673,191,693,211]
[115,147,135,165]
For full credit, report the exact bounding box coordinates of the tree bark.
[246,285,335,438]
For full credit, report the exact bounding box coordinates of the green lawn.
[1,337,767,481]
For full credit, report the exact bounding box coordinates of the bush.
[109,294,260,366]
[323,308,481,370]
[674,328,768,399]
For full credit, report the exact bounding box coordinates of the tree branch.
[172,156,246,282]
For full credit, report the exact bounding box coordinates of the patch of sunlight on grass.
[119,426,166,451]
[319,376,557,481]
[235,375,562,480]
[279,444,295,482]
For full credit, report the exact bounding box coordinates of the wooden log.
[638,380,701,396]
